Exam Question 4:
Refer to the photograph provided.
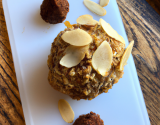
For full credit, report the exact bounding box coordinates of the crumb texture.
[47,24,125,100]
[40,0,69,24]
[73,111,104,125]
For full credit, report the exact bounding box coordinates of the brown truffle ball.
[40,0,69,24]
[73,112,104,125]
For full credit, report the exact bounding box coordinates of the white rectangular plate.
[3,0,150,125]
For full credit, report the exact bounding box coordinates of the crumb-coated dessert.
[73,111,104,125]
[47,15,134,100]
[40,0,69,24]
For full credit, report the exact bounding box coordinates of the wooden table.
[0,0,160,124]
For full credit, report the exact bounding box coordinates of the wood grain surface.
[0,0,160,125]
[0,1,25,125]
[146,0,160,15]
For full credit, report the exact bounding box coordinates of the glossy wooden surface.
[0,0,160,124]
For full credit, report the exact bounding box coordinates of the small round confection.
[47,24,125,100]
[40,0,69,24]
[73,111,104,125]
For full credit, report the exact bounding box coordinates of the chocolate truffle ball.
[40,0,69,24]
[73,112,104,125]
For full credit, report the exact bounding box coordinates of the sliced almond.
[83,0,106,16]
[119,40,134,70]
[99,18,125,44]
[100,0,110,7]
[61,29,92,46]
[92,41,113,76]
[76,14,98,25]
[64,21,74,29]
[60,45,89,68]
[58,99,74,123]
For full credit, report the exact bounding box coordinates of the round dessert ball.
[73,111,104,125]
[47,24,125,100]
[40,0,69,24]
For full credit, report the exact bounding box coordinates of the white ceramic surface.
[2,0,150,125]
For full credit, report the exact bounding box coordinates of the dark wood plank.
[146,0,160,15]
[117,0,160,125]
[0,0,160,125]
[0,1,25,125]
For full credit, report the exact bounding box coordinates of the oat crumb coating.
[47,24,125,100]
